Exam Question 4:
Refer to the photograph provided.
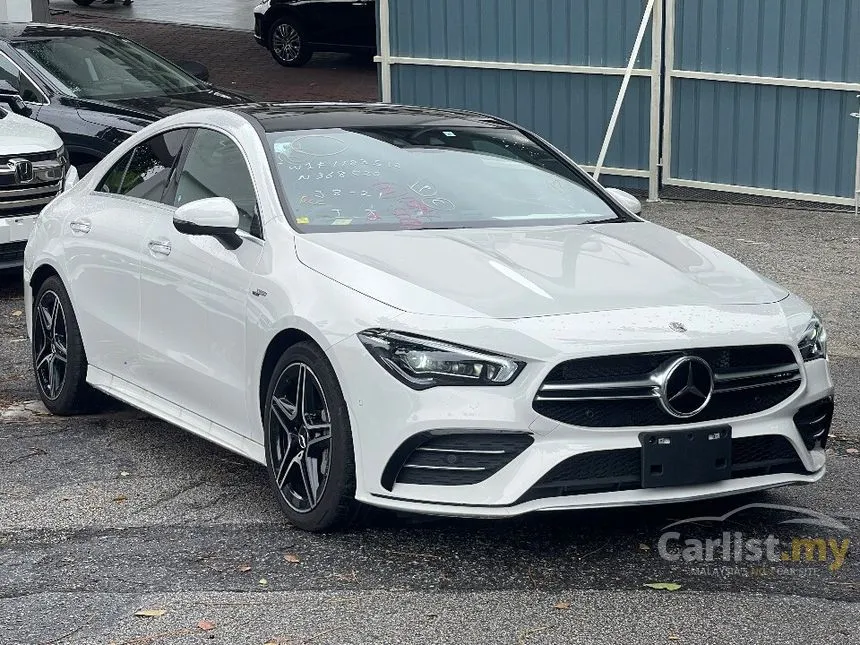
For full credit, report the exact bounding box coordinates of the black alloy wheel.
[264,342,361,531]
[32,276,101,415]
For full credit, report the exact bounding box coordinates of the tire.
[72,0,95,5]
[32,276,102,415]
[263,342,361,532]
[268,17,313,67]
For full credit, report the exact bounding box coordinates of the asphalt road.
[1,202,858,645]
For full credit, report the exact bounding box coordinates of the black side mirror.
[0,80,32,117]
[177,61,210,82]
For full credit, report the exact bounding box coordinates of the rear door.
[298,0,376,48]
[63,128,190,378]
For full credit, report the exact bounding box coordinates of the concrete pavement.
[50,0,257,30]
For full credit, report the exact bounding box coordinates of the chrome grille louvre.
[0,149,64,218]
[534,345,801,427]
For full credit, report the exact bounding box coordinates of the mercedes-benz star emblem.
[658,356,714,418]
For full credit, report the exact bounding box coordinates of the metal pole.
[647,0,664,201]
[853,96,860,217]
[378,0,392,103]
[593,0,656,183]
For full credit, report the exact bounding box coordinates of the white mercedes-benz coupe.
[24,104,834,531]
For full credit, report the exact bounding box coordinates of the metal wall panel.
[391,65,651,174]
[674,0,860,83]
[670,79,857,198]
[390,0,652,68]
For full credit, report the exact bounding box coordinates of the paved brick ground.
[52,11,379,103]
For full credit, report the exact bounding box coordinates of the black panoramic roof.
[233,102,509,133]
[0,23,113,41]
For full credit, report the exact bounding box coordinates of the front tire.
[263,342,361,531]
[32,276,101,415]
[268,17,313,67]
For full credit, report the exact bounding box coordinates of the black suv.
[254,0,376,67]
[0,24,249,175]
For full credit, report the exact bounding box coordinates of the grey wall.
[387,0,654,188]
[668,0,860,198]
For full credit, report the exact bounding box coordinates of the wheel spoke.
[50,296,60,336]
[46,356,56,396]
[271,395,296,430]
[305,432,331,450]
[275,435,297,489]
[296,364,308,423]
[38,303,51,337]
[298,453,317,506]
[35,351,53,372]
[54,338,67,362]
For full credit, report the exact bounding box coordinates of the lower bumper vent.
[519,435,807,502]
[383,432,533,489]
[793,398,834,450]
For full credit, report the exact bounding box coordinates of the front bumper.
[328,332,833,518]
[0,214,38,269]
[253,5,267,46]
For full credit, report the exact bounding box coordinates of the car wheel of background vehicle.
[32,276,102,415]
[72,0,96,5]
[264,342,362,532]
[269,18,313,67]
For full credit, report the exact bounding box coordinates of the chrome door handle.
[69,220,91,234]
[147,240,172,257]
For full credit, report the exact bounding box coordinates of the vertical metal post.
[648,0,664,201]
[378,0,392,103]
[593,0,656,183]
[853,96,860,217]
[661,0,676,191]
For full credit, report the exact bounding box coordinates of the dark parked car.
[254,0,376,67]
[0,24,250,175]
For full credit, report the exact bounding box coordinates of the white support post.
[593,0,656,184]
[648,0,663,201]
[378,0,392,103]
[0,0,33,22]
[853,97,860,217]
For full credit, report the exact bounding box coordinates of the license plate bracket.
[639,426,732,488]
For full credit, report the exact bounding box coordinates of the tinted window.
[98,130,187,201]
[266,126,627,232]
[0,53,42,103]
[13,34,204,101]
[175,129,261,237]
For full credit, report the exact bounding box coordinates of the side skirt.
[86,365,267,465]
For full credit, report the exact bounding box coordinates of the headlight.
[797,313,828,361]
[57,145,69,167]
[358,329,525,390]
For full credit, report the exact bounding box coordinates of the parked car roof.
[234,102,510,132]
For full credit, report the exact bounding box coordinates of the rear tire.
[32,276,102,415]
[72,0,96,5]
[268,17,313,67]
[263,342,361,532]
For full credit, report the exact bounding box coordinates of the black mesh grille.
[535,345,801,428]
[389,433,533,487]
[520,435,806,502]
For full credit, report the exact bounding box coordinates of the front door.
[137,127,264,436]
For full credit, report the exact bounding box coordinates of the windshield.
[13,33,205,100]
[267,126,630,232]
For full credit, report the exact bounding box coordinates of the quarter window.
[174,129,261,237]
[97,129,188,201]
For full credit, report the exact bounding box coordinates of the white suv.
[0,83,75,269]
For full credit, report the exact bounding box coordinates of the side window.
[175,129,262,237]
[97,129,188,202]
[0,53,43,103]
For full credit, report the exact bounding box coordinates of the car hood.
[75,86,250,128]
[295,222,790,319]
[0,111,62,155]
